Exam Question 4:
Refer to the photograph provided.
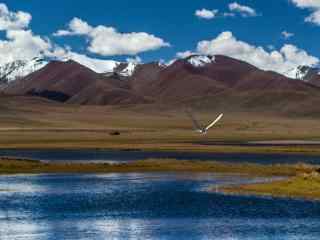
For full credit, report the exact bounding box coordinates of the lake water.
[0,149,320,164]
[1,173,320,239]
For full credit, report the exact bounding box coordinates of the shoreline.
[1,157,320,200]
[0,157,314,175]
[2,144,320,156]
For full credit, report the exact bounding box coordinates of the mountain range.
[2,54,320,115]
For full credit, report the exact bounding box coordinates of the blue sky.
[0,0,319,76]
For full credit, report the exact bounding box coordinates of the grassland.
[1,96,320,155]
[2,96,320,199]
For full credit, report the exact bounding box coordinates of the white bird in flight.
[187,111,223,135]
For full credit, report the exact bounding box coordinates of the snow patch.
[60,52,120,74]
[118,62,138,77]
[286,65,320,80]
[188,55,215,67]
[0,57,48,82]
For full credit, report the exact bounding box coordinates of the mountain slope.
[139,55,318,102]
[4,60,148,105]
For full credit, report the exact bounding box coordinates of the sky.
[0,0,320,76]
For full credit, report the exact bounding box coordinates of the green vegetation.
[0,158,314,175]
[222,174,320,200]
[0,157,314,175]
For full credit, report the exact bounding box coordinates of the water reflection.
[1,173,320,239]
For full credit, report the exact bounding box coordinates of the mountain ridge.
[3,54,320,116]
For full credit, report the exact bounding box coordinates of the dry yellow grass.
[1,96,320,154]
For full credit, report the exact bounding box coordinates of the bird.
[186,111,223,135]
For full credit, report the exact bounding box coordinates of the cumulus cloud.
[176,50,195,58]
[0,4,145,75]
[178,31,319,78]
[228,2,258,17]
[195,3,256,19]
[0,4,54,65]
[53,17,92,36]
[290,0,320,25]
[54,17,170,56]
[0,3,31,30]
[0,4,119,74]
[195,9,219,19]
[223,12,236,17]
[282,31,294,39]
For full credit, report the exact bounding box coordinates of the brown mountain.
[4,55,320,115]
[132,55,319,102]
[4,60,149,105]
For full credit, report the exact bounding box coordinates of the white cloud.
[195,9,219,19]
[179,31,318,78]
[223,12,236,17]
[176,50,195,58]
[267,45,275,50]
[228,2,257,17]
[54,17,170,56]
[290,0,320,25]
[0,3,31,31]
[282,31,294,39]
[0,4,119,74]
[53,17,92,36]
[305,9,320,24]
[290,0,320,8]
[0,4,55,66]
[0,4,136,74]
[0,29,53,66]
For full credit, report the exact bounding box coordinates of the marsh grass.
[222,175,320,200]
[0,158,315,176]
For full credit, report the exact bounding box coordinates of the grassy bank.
[222,174,320,200]
[0,157,315,176]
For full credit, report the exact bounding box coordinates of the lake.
[0,149,320,164]
[1,173,320,239]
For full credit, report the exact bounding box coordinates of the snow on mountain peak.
[59,53,120,74]
[0,57,48,83]
[286,65,320,81]
[118,62,138,77]
[187,55,215,67]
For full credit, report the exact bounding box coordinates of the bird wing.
[186,110,202,130]
[205,113,223,131]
